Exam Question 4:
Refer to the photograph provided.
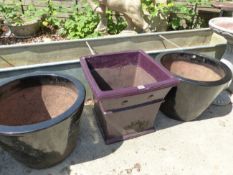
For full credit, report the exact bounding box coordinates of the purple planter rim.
[80,50,179,100]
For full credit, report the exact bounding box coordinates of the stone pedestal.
[221,43,233,92]
[209,17,233,92]
[209,17,233,105]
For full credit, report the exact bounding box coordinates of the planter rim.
[80,50,179,100]
[156,51,232,86]
[6,18,40,27]
[0,72,85,135]
[209,17,233,37]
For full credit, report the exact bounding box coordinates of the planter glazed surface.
[209,17,233,92]
[8,19,40,38]
[80,50,178,144]
[0,73,85,168]
[158,52,232,121]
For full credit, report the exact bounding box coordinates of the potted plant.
[0,3,41,38]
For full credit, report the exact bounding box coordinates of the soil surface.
[0,84,77,126]
[93,65,157,91]
[215,21,233,31]
[164,60,223,81]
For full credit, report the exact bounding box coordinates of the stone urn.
[209,17,233,105]
[7,19,40,38]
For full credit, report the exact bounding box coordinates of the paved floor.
[0,96,232,175]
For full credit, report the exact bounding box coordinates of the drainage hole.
[121,100,128,105]
[148,94,154,99]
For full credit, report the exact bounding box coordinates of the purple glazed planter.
[80,50,179,144]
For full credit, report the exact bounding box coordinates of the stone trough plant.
[0,2,41,38]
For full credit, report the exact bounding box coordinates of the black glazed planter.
[80,50,178,144]
[157,52,232,121]
[0,73,85,169]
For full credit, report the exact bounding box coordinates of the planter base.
[212,90,232,106]
[209,17,233,106]
[93,103,157,144]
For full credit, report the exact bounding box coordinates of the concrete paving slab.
[0,96,232,175]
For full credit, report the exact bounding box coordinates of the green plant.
[168,4,196,30]
[187,0,211,6]
[40,0,63,32]
[142,0,173,18]
[59,4,100,39]
[141,0,174,31]
[0,3,41,25]
[106,10,127,34]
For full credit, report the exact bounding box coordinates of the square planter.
[80,50,178,144]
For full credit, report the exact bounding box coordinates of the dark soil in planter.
[0,84,77,126]
[162,59,223,81]
[92,65,157,91]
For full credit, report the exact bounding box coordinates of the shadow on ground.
[0,105,122,175]
[155,102,232,131]
[0,102,232,175]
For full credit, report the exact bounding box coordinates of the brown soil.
[0,34,65,45]
[92,65,156,91]
[0,84,78,126]
[164,60,223,81]
[215,21,233,31]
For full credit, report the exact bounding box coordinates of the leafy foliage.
[40,0,63,32]
[0,3,42,25]
[187,0,211,6]
[142,0,173,18]
[106,10,127,34]
[0,0,215,39]
[59,4,100,39]
[169,4,195,30]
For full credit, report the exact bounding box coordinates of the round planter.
[0,73,85,168]
[7,19,40,38]
[157,52,232,121]
[209,17,233,93]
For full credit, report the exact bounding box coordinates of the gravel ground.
[0,95,232,175]
[0,34,65,45]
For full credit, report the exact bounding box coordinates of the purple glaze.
[80,50,179,100]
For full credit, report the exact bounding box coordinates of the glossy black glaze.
[157,52,232,121]
[0,73,85,169]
